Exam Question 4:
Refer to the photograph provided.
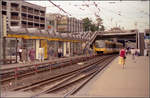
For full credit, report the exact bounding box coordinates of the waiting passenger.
[18,47,22,62]
[131,48,136,62]
[119,48,126,69]
[58,48,62,58]
[22,47,27,63]
[29,48,35,61]
[48,47,52,59]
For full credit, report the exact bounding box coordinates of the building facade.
[57,16,83,33]
[46,13,58,33]
[1,0,46,29]
[46,13,83,33]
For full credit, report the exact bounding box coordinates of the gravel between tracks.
[1,55,102,91]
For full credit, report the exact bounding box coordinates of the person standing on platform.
[58,47,61,58]
[18,47,22,62]
[22,47,27,63]
[131,48,136,62]
[29,48,35,62]
[119,48,126,69]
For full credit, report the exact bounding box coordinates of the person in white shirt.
[131,48,136,62]
[18,47,22,62]
[58,48,62,58]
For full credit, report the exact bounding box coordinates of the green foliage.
[82,17,105,32]
[90,24,99,32]
[82,18,92,31]
[99,25,105,31]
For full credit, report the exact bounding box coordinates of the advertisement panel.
[41,40,48,59]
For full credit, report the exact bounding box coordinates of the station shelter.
[2,27,85,64]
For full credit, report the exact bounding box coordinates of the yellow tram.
[93,40,123,54]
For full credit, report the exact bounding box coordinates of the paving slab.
[75,55,149,97]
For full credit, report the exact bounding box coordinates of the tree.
[82,17,105,32]
[99,25,105,31]
[90,23,99,32]
[82,17,92,31]
[96,17,105,31]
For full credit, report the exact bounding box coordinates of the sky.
[26,0,149,32]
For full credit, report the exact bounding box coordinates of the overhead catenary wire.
[48,0,72,16]
[47,1,148,29]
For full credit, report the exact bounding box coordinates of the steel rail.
[30,55,116,97]
[4,55,102,91]
[1,55,96,83]
[63,55,115,97]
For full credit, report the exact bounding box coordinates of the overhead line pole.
[0,1,3,65]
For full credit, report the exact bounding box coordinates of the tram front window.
[95,41,105,48]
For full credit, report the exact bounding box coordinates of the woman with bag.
[119,48,126,69]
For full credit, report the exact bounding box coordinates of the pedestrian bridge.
[84,31,137,49]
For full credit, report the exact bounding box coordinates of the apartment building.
[46,13,57,33]
[1,0,46,30]
[46,13,83,33]
[58,16,83,33]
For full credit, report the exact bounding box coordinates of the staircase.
[83,31,98,52]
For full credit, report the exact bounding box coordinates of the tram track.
[9,55,104,91]
[63,55,115,97]
[1,54,117,98]
[32,55,115,97]
[1,55,98,90]
[0,55,96,84]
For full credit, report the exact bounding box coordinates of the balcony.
[34,10,39,15]
[40,20,45,23]
[22,8,27,13]
[11,16,20,20]
[22,16,27,20]
[22,24,27,28]
[40,11,45,17]
[41,13,45,17]
[34,12,39,15]
[34,18,39,22]
[2,5,7,10]
[28,25,33,28]
[28,8,33,14]
[40,26,45,29]
[28,11,33,14]
[28,18,33,21]
[34,25,39,28]
[11,7,19,12]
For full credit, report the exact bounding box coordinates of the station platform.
[75,55,149,97]
[0,54,91,71]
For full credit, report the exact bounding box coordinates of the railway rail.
[2,54,117,97]
[31,55,116,97]
[1,54,97,89]
[1,54,96,84]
